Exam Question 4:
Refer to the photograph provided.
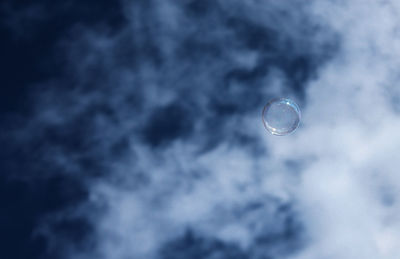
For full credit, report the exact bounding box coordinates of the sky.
[2,1,400,259]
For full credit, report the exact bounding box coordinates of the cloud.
[287,1,400,258]
[13,0,400,258]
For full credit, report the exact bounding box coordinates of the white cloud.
[287,1,400,258]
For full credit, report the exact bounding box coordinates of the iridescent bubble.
[262,98,301,136]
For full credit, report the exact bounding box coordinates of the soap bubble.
[262,98,301,136]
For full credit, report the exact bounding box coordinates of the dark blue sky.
[1,2,124,258]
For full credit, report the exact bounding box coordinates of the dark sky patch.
[0,176,88,259]
[143,104,194,147]
[0,0,125,114]
[160,229,249,259]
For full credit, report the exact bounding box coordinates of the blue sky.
[2,1,400,259]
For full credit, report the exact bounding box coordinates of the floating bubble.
[262,98,301,136]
